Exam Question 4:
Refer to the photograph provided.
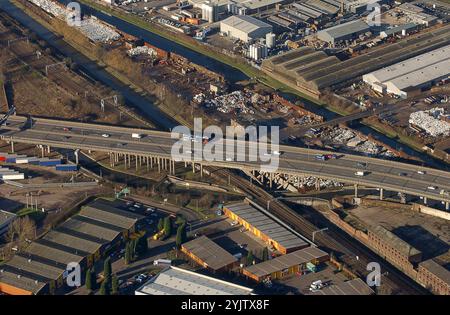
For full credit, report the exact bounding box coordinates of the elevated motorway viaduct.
[1,116,450,207]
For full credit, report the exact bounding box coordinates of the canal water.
[1,1,448,170]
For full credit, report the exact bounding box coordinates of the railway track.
[209,166,429,295]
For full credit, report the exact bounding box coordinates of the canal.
[1,0,448,170]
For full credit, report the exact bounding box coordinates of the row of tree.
[85,258,119,295]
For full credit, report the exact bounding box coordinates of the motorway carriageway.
[1,116,450,204]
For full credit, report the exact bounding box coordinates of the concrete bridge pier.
[157,157,161,173]
[40,145,44,158]
[191,162,195,174]
[47,145,51,154]
[354,184,358,198]
[445,202,449,211]
[423,197,427,205]
[379,188,384,200]
[135,155,138,171]
[10,141,14,153]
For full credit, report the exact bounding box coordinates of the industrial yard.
[0,0,448,300]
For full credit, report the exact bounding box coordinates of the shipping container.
[55,164,78,172]
[0,156,6,162]
[15,158,29,164]
[1,173,25,180]
[39,159,61,167]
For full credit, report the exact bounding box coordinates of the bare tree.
[6,216,37,252]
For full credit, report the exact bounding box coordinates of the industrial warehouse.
[316,19,371,46]
[220,15,273,42]
[242,246,328,282]
[135,266,254,295]
[180,236,238,272]
[262,24,450,97]
[0,199,143,295]
[223,201,309,254]
[362,44,450,98]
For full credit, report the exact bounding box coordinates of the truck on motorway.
[315,154,326,161]
[132,133,143,139]
[355,171,366,176]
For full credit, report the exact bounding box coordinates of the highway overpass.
[1,116,449,206]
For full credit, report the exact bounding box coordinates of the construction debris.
[409,107,450,137]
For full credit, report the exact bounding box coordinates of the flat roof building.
[310,278,375,295]
[220,15,273,42]
[363,44,450,98]
[243,247,329,282]
[317,19,371,46]
[379,23,418,39]
[135,266,254,295]
[181,236,238,272]
[223,201,309,254]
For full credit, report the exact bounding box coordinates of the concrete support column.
[354,184,358,198]
[135,155,138,171]
[192,162,195,174]
[380,188,384,200]
[158,157,161,173]
[445,202,449,211]
[146,156,149,171]
[41,146,44,158]
[423,197,427,205]
[200,164,203,178]
[47,145,50,154]
[10,141,14,153]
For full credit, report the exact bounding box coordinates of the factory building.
[181,236,238,272]
[135,266,254,295]
[261,24,450,98]
[242,247,328,282]
[397,3,438,27]
[316,19,371,46]
[0,199,143,295]
[379,23,418,39]
[220,15,273,42]
[223,201,309,254]
[363,45,450,98]
[367,225,422,274]
[416,259,450,295]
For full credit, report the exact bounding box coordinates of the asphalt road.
[1,116,449,203]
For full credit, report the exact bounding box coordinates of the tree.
[103,257,112,282]
[135,235,148,256]
[6,216,37,253]
[163,216,172,238]
[176,223,187,249]
[246,251,255,266]
[111,274,119,295]
[99,279,109,295]
[125,242,132,265]
[85,268,96,292]
[157,218,164,232]
[262,247,269,262]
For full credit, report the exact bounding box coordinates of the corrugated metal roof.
[317,19,370,41]
[225,202,308,250]
[243,247,328,277]
[221,15,271,34]
[136,266,254,295]
[182,236,237,270]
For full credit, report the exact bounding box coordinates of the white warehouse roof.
[363,44,450,97]
[135,266,254,295]
[221,15,272,34]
